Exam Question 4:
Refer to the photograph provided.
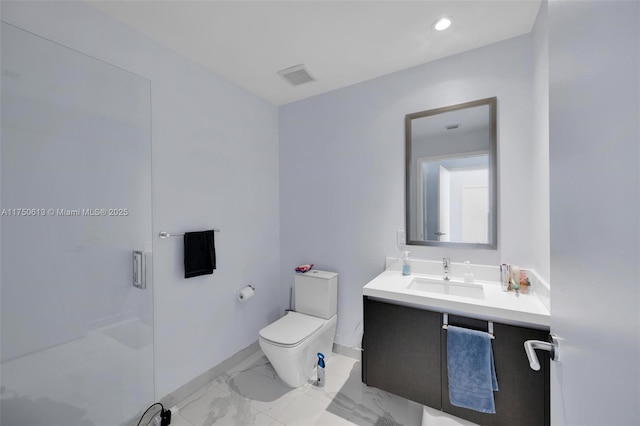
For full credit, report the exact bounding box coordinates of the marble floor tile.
[303,357,390,425]
[305,353,359,393]
[223,363,304,419]
[178,355,303,425]
[178,376,261,425]
[383,393,426,425]
[174,350,477,426]
[275,392,357,426]
[419,406,477,426]
[169,413,196,426]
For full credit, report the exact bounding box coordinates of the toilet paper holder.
[237,285,256,303]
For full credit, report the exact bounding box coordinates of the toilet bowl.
[259,312,337,387]
[258,270,338,388]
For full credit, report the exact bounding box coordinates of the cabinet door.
[363,297,441,407]
[441,315,550,426]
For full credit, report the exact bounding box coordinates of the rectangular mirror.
[405,97,497,248]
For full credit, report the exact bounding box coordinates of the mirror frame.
[405,97,498,249]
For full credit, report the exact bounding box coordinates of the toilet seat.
[259,312,324,347]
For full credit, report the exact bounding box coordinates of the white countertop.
[363,269,550,329]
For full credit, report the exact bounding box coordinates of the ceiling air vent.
[277,64,316,86]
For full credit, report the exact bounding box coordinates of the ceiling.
[91,1,541,106]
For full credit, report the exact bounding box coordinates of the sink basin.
[407,277,485,299]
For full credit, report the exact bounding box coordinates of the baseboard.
[332,342,362,361]
[125,340,260,426]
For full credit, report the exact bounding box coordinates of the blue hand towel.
[446,325,498,414]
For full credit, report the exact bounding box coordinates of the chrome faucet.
[443,258,451,281]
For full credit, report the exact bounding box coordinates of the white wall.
[531,1,551,284]
[1,1,282,399]
[548,1,639,424]
[279,35,535,347]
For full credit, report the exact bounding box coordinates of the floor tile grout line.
[175,413,196,426]
[254,409,283,426]
[265,388,306,425]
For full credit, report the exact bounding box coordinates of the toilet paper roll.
[237,286,255,303]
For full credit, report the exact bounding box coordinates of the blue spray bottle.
[316,353,325,387]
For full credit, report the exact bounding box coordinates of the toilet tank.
[294,270,338,319]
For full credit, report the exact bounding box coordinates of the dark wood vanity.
[362,296,550,425]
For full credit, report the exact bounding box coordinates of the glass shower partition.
[1,22,154,425]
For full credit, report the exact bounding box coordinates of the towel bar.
[442,313,495,339]
[159,230,220,239]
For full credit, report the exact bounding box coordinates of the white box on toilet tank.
[294,270,338,319]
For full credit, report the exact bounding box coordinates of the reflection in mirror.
[406,97,497,248]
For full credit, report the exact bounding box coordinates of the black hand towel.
[184,230,216,278]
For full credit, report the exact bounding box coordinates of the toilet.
[259,270,338,388]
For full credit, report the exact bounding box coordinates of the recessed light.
[433,17,453,31]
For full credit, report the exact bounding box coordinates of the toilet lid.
[259,312,324,346]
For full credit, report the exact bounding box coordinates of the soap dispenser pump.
[402,251,411,276]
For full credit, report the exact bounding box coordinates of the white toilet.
[259,270,338,388]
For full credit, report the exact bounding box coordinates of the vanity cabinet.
[362,296,442,408]
[362,297,550,426]
[441,313,550,425]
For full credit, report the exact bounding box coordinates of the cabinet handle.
[524,334,559,371]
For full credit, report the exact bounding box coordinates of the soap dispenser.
[463,261,474,283]
[402,251,411,276]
